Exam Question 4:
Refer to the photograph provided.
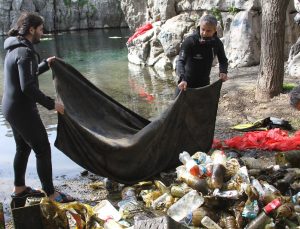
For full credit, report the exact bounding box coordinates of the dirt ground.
[213,65,300,139]
[3,64,300,228]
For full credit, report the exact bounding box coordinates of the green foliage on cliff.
[63,0,72,7]
[211,7,222,21]
[63,0,93,9]
[211,7,223,29]
[228,5,239,15]
[78,0,89,7]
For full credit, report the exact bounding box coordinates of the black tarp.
[52,59,222,184]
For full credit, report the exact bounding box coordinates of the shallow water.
[0,29,176,185]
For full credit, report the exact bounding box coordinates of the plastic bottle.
[103,178,122,193]
[224,215,238,229]
[167,190,204,222]
[93,199,121,221]
[118,198,144,219]
[244,211,271,229]
[104,218,124,229]
[211,150,227,165]
[192,207,216,227]
[201,216,222,229]
[151,192,174,209]
[176,166,208,194]
[192,151,212,164]
[179,151,200,176]
[251,178,265,199]
[170,183,191,198]
[245,198,282,229]
[261,181,280,195]
[210,164,226,189]
[198,164,209,178]
[121,186,136,200]
[292,192,300,204]
[210,150,227,189]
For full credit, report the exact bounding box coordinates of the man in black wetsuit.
[176,14,228,93]
[290,86,300,110]
[2,12,73,203]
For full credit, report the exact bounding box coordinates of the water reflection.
[127,63,176,119]
[0,29,177,179]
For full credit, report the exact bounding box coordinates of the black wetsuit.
[2,36,55,195]
[176,30,228,88]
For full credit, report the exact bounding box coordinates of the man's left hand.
[219,73,228,82]
[47,56,56,67]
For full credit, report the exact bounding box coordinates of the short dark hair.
[290,86,300,108]
[199,14,218,27]
[7,12,44,37]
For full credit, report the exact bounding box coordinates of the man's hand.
[47,56,56,67]
[178,81,187,91]
[219,73,228,82]
[55,101,64,115]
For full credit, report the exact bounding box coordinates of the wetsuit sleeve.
[17,52,55,110]
[216,40,228,74]
[38,59,50,75]
[177,38,192,82]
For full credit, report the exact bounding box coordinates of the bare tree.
[255,0,289,101]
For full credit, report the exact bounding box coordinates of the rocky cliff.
[121,0,300,75]
[0,0,127,35]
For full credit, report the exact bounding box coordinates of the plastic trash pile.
[20,149,300,228]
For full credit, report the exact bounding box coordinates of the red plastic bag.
[215,128,300,151]
[127,23,153,44]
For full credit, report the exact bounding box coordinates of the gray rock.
[0,0,126,35]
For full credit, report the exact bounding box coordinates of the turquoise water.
[0,29,176,181]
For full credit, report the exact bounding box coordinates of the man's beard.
[201,37,212,41]
[199,36,215,45]
[32,33,41,44]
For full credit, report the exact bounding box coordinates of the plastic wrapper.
[225,158,241,178]
[242,200,259,219]
[170,183,192,198]
[192,151,212,165]
[140,190,162,208]
[40,198,102,229]
[225,166,250,192]
[213,189,240,199]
